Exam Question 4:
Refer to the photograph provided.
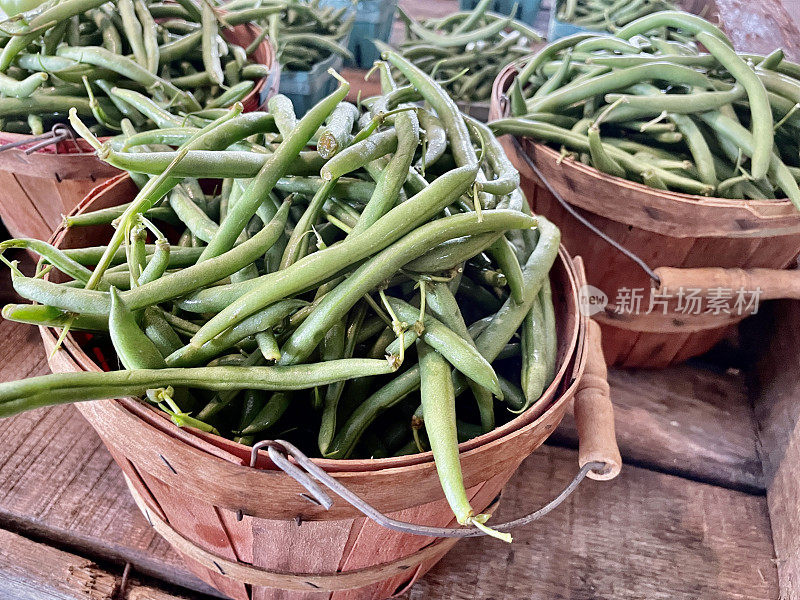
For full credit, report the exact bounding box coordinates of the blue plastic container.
[319,0,397,68]
[278,51,344,117]
[547,4,603,39]
[458,0,543,25]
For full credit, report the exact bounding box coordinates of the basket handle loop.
[574,319,622,481]
[249,438,609,539]
[655,266,800,301]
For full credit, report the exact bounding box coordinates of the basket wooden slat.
[490,65,800,368]
[0,22,279,242]
[36,176,598,599]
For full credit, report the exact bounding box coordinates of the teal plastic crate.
[457,0,542,25]
[278,51,345,117]
[547,2,603,39]
[319,0,397,68]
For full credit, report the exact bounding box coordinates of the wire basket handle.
[249,318,621,539]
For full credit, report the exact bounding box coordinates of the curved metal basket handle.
[0,124,77,154]
[249,439,607,539]
[249,326,621,538]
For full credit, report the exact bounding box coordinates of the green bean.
[239,391,291,435]
[134,0,158,73]
[268,94,297,138]
[490,118,713,195]
[57,46,199,111]
[206,80,255,109]
[528,63,714,113]
[351,111,419,235]
[142,306,183,357]
[417,341,507,540]
[318,303,366,454]
[0,71,47,98]
[278,210,532,369]
[0,0,108,70]
[615,10,732,46]
[388,297,501,397]
[1,303,107,332]
[62,244,202,267]
[518,295,547,412]
[138,238,170,285]
[200,79,350,261]
[400,7,512,48]
[191,162,478,342]
[0,238,94,285]
[486,236,525,304]
[588,123,625,178]
[696,32,773,179]
[416,108,447,172]
[0,360,397,419]
[166,299,306,368]
[668,113,717,186]
[110,88,184,128]
[159,29,202,64]
[109,288,167,370]
[317,102,358,159]
[385,51,477,170]
[604,85,746,114]
[200,0,224,85]
[321,128,398,181]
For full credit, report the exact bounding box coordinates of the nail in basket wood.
[0,23,280,242]
[38,175,620,600]
[490,64,800,368]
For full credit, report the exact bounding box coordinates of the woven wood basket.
[491,64,800,368]
[37,175,621,600]
[0,22,279,242]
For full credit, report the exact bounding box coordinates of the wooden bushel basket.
[0,22,280,242]
[491,64,800,368]
[38,175,621,600]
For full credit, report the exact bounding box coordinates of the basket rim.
[44,173,588,476]
[0,21,279,156]
[490,62,800,221]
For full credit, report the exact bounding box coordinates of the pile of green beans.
[555,0,676,32]
[217,0,354,73]
[0,0,272,136]
[389,0,542,104]
[490,11,800,207]
[0,58,561,537]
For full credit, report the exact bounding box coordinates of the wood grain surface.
[553,365,764,491]
[403,445,777,600]
[755,301,800,599]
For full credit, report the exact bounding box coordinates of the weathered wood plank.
[403,444,777,600]
[0,527,202,600]
[714,0,800,60]
[0,320,218,597]
[552,365,764,491]
[755,301,800,600]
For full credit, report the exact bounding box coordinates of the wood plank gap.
[544,437,765,495]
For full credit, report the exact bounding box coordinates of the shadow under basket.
[39,175,620,600]
[0,22,279,242]
[490,64,800,368]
